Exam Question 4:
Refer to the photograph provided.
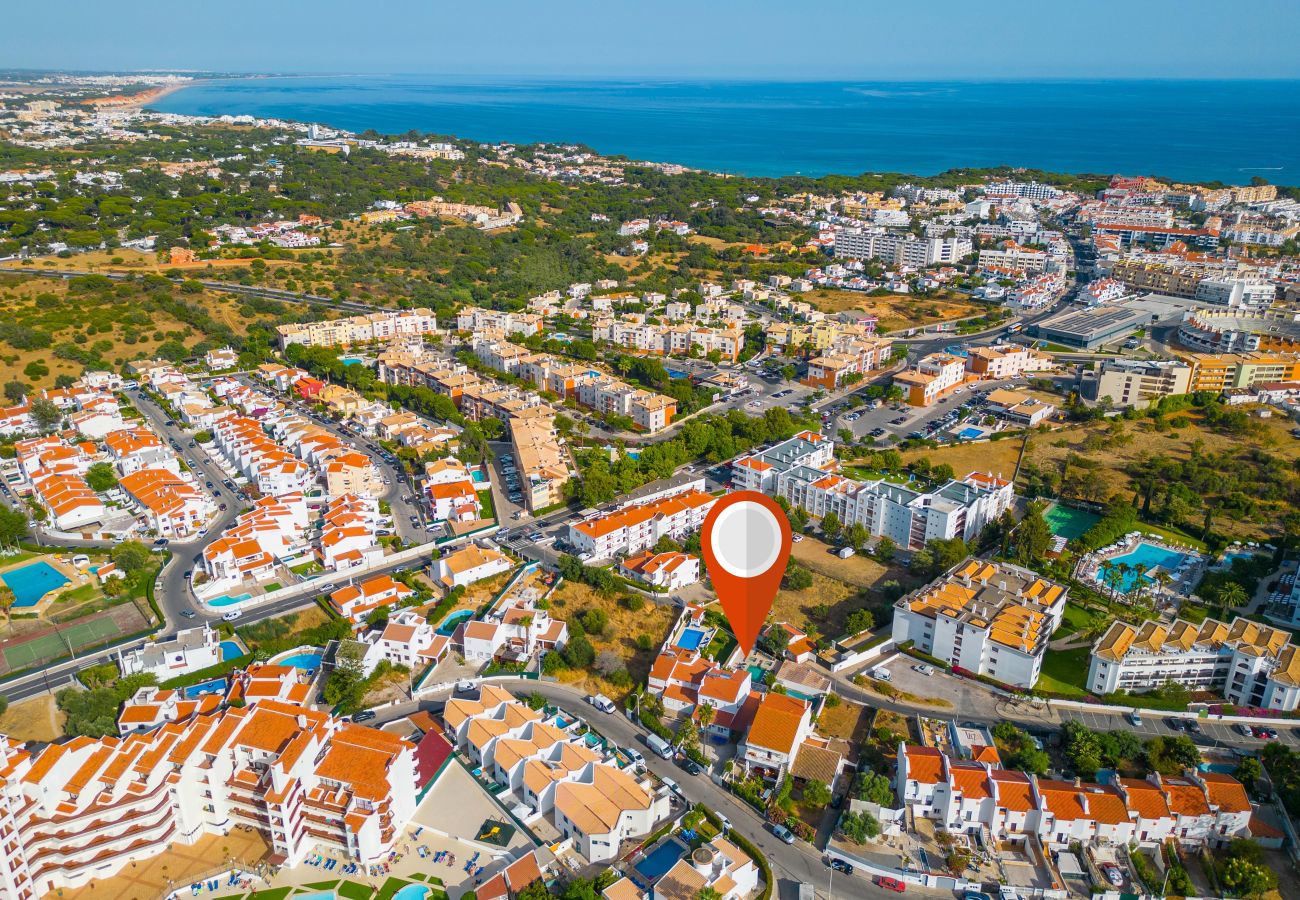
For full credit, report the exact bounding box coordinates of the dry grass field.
[0,693,65,743]
[805,288,983,332]
[547,580,676,700]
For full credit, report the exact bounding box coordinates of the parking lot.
[1056,706,1300,750]
[820,376,1032,444]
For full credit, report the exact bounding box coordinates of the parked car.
[352,710,376,723]
[772,824,796,845]
[913,664,935,677]
[221,610,242,622]
[871,667,892,682]
[718,815,732,834]
[829,859,853,874]
[875,876,905,892]
[677,757,704,776]
[454,680,476,693]
[623,746,645,767]
[643,733,673,759]
[1127,710,1143,727]
[179,609,196,619]
[1102,865,1124,887]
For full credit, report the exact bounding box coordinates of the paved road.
[378,679,929,900]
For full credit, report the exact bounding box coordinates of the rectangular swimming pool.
[675,627,707,651]
[957,426,983,440]
[634,836,689,883]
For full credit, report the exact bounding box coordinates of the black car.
[352,710,377,723]
[829,859,853,874]
[677,757,704,776]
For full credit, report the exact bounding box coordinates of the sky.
[5,0,1300,80]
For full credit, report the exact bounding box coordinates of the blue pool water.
[220,639,244,661]
[957,427,983,440]
[436,609,474,636]
[675,627,707,651]
[341,358,362,366]
[634,836,689,883]
[471,469,489,483]
[665,368,689,379]
[296,893,337,900]
[275,650,324,672]
[1096,542,1190,593]
[393,886,430,900]
[209,592,252,608]
[2,562,70,608]
[183,678,228,699]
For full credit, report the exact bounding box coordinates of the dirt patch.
[893,435,1026,484]
[547,580,675,700]
[805,289,983,332]
[772,570,866,640]
[790,535,913,591]
[816,698,871,744]
[0,693,65,743]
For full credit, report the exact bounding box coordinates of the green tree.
[112,540,152,574]
[1015,502,1054,565]
[782,561,813,591]
[1234,757,1263,792]
[1220,858,1277,899]
[844,608,874,635]
[802,778,832,808]
[821,510,841,540]
[855,770,895,806]
[0,586,14,624]
[3,380,29,404]
[30,398,63,432]
[85,462,119,492]
[838,809,881,843]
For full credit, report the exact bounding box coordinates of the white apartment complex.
[833,228,972,267]
[0,701,418,897]
[1088,616,1300,711]
[568,488,716,559]
[892,560,1068,688]
[276,309,438,349]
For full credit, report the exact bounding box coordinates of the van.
[588,693,616,714]
[644,733,673,760]
[871,666,892,682]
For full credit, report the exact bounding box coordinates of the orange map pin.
[700,491,792,657]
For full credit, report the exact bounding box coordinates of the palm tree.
[1218,582,1249,611]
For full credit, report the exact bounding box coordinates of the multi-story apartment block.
[964,345,1055,380]
[329,573,415,623]
[731,431,833,495]
[432,543,513,591]
[119,467,215,538]
[509,410,573,513]
[1182,352,1300,394]
[567,489,715,559]
[202,493,309,586]
[984,180,1062,201]
[1092,359,1193,408]
[892,560,1067,688]
[0,701,418,896]
[777,466,1014,551]
[896,744,1253,851]
[276,309,438,349]
[801,337,894,390]
[455,307,543,338]
[104,426,178,475]
[1088,616,1300,711]
[894,353,968,406]
[618,550,701,591]
[834,228,971,267]
[117,625,220,680]
[593,319,745,362]
[978,243,1052,275]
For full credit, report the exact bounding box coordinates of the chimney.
[297,714,308,729]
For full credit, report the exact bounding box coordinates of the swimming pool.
[296,893,337,900]
[471,468,489,483]
[273,649,324,672]
[183,678,228,699]
[665,368,689,380]
[219,639,244,661]
[634,836,689,883]
[209,592,252,608]
[675,627,707,651]
[340,357,362,366]
[436,609,474,636]
[2,562,70,608]
[392,886,430,900]
[1096,542,1190,593]
[957,427,983,440]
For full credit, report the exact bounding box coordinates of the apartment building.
[893,353,968,406]
[329,573,415,624]
[366,609,451,670]
[593,319,745,362]
[1092,359,1193,408]
[834,228,971,267]
[211,414,313,497]
[1182,352,1300,394]
[978,243,1051,275]
[0,701,419,896]
[104,426,178,475]
[276,309,438,349]
[896,744,1254,850]
[462,604,568,663]
[442,686,668,862]
[731,431,833,495]
[964,345,1055,380]
[802,337,894,390]
[455,307,543,338]
[318,494,383,571]
[575,377,677,433]
[1108,261,1275,309]
[567,489,716,559]
[1088,616,1300,711]
[777,465,1014,551]
[119,467,214,538]
[31,470,105,531]
[324,451,383,499]
[891,560,1068,688]
[509,410,573,512]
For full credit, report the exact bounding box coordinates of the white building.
[567,489,715,559]
[1087,616,1300,711]
[892,560,1067,688]
[118,625,221,680]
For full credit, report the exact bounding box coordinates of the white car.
[221,610,242,621]
[454,680,477,693]
[913,664,935,677]
[791,534,804,543]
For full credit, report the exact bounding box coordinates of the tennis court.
[1044,502,1100,541]
[2,616,129,673]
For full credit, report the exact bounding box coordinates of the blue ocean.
[155,76,1300,185]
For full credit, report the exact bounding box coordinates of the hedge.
[699,804,773,900]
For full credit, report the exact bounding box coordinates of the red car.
[875,876,906,893]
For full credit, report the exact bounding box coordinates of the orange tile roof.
[745,692,808,755]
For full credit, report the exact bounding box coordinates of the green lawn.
[1050,602,1098,640]
[1136,523,1207,552]
[262,582,282,592]
[478,489,496,521]
[337,883,373,900]
[1037,645,1092,698]
[247,889,293,900]
[291,561,323,576]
